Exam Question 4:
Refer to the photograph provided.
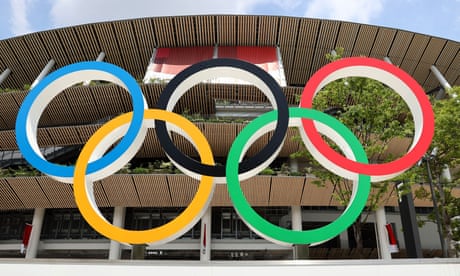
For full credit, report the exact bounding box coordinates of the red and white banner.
[385,223,399,253]
[143,46,286,86]
[21,223,33,254]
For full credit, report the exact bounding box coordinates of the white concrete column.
[291,206,309,259]
[200,207,212,261]
[143,48,158,84]
[340,229,349,249]
[84,52,106,86]
[213,44,218,58]
[430,65,452,91]
[0,68,11,86]
[291,205,302,231]
[375,207,391,260]
[442,165,452,182]
[108,206,126,260]
[31,59,55,89]
[383,57,393,64]
[289,158,299,174]
[25,208,45,259]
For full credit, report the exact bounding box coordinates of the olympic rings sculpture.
[15,57,434,246]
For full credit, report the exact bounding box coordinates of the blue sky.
[0,0,459,42]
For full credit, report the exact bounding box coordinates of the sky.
[0,0,459,42]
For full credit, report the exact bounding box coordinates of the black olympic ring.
[155,58,289,177]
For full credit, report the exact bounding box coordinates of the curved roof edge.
[0,15,458,90]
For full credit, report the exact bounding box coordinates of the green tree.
[292,48,413,255]
[413,86,460,257]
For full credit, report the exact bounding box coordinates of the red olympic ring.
[299,57,434,179]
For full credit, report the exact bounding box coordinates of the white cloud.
[304,0,384,23]
[49,0,286,28]
[9,0,33,36]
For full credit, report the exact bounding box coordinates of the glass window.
[41,208,112,240]
[125,207,201,239]
[212,207,263,239]
[0,210,33,240]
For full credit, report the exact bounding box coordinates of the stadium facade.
[0,15,459,261]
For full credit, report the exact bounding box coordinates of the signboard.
[143,46,287,86]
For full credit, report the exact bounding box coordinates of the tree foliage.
[412,86,460,257]
[292,48,413,251]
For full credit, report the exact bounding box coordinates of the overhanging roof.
[0,15,458,90]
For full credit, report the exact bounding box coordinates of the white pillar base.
[376,206,391,260]
[200,207,211,261]
[108,206,126,260]
[25,208,45,259]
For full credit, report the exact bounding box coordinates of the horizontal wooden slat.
[37,128,53,147]
[269,176,304,206]
[388,30,413,66]
[132,18,156,69]
[240,176,271,206]
[37,177,75,208]
[174,17,196,47]
[278,127,302,157]
[66,86,101,123]
[101,175,141,207]
[0,179,24,209]
[73,24,101,61]
[400,34,430,75]
[7,37,40,80]
[237,15,258,46]
[44,92,75,126]
[370,28,397,58]
[413,38,446,85]
[0,40,29,86]
[0,174,450,210]
[132,174,172,207]
[12,91,54,128]
[352,25,378,57]
[204,123,236,157]
[47,126,81,146]
[7,177,51,208]
[258,16,278,46]
[38,30,69,68]
[301,178,335,206]
[168,175,199,207]
[137,128,166,158]
[113,20,144,77]
[335,22,359,57]
[56,28,86,63]
[0,115,7,130]
[211,184,231,206]
[195,16,215,46]
[75,124,100,144]
[91,85,128,118]
[152,17,176,47]
[0,130,17,150]
[217,15,237,46]
[93,181,110,207]
[0,93,20,129]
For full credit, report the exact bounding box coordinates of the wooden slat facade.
[0,174,447,210]
[0,15,458,211]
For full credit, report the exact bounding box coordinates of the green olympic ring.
[226,107,371,245]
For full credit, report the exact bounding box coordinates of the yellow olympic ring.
[74,109,215,244]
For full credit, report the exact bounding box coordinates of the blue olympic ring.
[15,61,146,178]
